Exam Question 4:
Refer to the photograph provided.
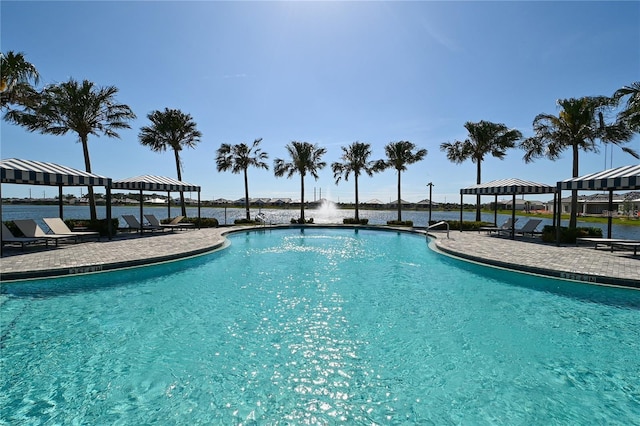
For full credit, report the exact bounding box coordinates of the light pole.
[427,182,434,225]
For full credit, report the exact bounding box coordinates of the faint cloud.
[418,18,462,53]
[223,73,248,79]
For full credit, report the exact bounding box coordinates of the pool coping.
[431,239,640,290]
[1,224,638,289]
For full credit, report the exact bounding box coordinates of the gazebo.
[460,178,557,238]
[1,158,113,247]
[557,164,640,239]
[111,175,201,233]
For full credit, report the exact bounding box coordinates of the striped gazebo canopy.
[558,164,640,191]
[0,158,111,187]
[461,178,556,195]
[112,175,200,192]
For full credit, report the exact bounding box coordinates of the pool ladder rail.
[426,220,449,239]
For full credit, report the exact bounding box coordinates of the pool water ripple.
[1,228,640,424]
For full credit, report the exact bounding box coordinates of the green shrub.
[191,217,218,228]
[234,218,257,225]
[65,218,119,237]
[386,220,413,227]
[290,217,314,224]
[343,218,369,225]
[541,225,602,243]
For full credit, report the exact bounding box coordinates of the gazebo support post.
[167,190,171,220]
[511,193,516,239]
[58,186,64,219]
[198,190,201,229]
[139,189,144,234]
[106,185,112,240]
[607,190,613,239]
[459,193,463,232]
[493,194,498,225]
[555,184,562,245]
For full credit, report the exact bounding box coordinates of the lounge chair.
[513,219,543,237]
[43,217,100,241]
[611,241,640,256]
[576,237,628,249]
[122,215,163,233]
[2,222,48,250]
[577,237,640,254]
[144,214,194,231]
[13,219,78,245]
[479,218,518,234]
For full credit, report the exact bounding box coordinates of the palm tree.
[440,120,522,221]
[273,141,326,223]
[331,141,378,222]
[139,108,202,217]
[5,78,136,220]
[612,81,640,133]
[0,51,40,111]
[520,96,637,228]
[377,141,427,222]
[216,138,269,220]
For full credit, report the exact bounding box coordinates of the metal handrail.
[426,220,449,238]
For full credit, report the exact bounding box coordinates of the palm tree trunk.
[397,169,402,222]
[243,168,250,220]
[475,161,482,222]
[354,175,360,222]
[300,173,305,223]
[174,150,187,217]
[569,144,579,228]
[80,134,97,221]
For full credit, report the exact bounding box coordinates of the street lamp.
[427,182,434,225]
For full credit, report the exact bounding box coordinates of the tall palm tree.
[331,141,378,222]
[216,138,269,220]
[612,81,640,133]
[273,141,326,223]
[377,141,427,222]
[520,96,637,228]
[5,78,136,220]
[0,51,40,111]
[139,108,202,217]
[440,120,522,221]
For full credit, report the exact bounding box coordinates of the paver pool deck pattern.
[0,225,638,288]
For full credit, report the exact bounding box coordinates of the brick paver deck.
[1,226,638,288]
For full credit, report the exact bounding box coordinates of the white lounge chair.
[43,217,100,241]
[577,237,640,255]
[2,222,48,249]
[144,214,194,230]
[122,215,163,233]
[611,241,640,255]
[13,219,78,245]
[479,218,518,234]
[500,218,542,237]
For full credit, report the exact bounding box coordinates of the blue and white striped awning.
[112,175,200,192]
[461,178,556,195]
[0,158,111,187]
[558,164,640,191]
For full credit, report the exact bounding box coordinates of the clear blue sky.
[2,1,639,204]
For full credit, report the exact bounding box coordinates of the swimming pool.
[1,228,639,424]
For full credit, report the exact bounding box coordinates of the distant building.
[554,191,640,216]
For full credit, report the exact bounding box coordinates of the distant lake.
[1,203,638,240]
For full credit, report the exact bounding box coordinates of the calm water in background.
[1,203,639,240]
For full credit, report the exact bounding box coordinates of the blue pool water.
[1,228,639,424]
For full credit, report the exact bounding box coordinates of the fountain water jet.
[313,198,342,224]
